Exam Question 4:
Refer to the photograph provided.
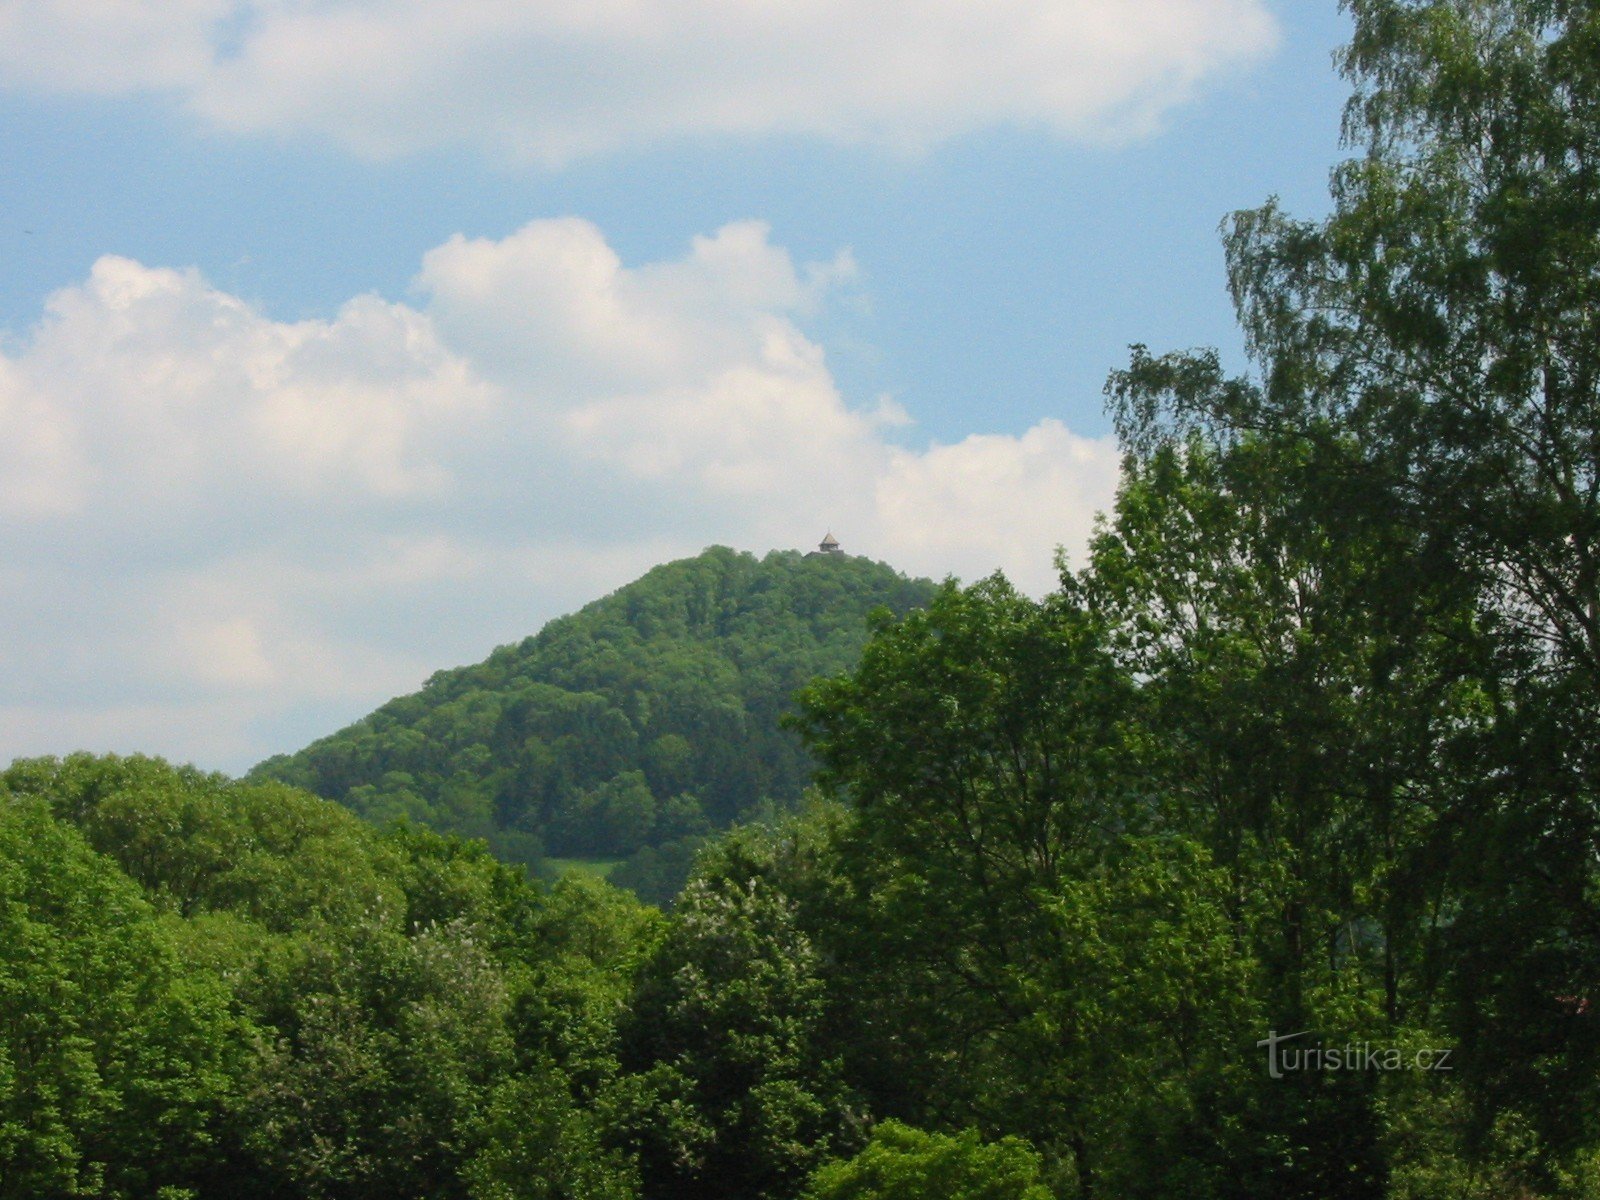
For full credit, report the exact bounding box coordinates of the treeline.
[253,547,934,900]
[0,754,654,1198]
[7,1,1600,1196]
[768,0,1600,1190]
[0,754,1061,1199]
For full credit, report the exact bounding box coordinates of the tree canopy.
[253,546,934,899]
[8,3,1600,1197]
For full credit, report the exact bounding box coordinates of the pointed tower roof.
[819,531,840,552]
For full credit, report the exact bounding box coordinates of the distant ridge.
[252,545,936,900]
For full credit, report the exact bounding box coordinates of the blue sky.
[0,1,1355,770]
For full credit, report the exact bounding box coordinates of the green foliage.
[777,9,1600,1192]
[606,836,708,908]
[1,753,400,933]
[0,793,242,1198]
[803,1122,1052,1200]
[796,581,1275,1196]
[253,546,934,892]
[12,7,1600,1197]
[1101,0,1600,1184]
[464,1064,640,1200]
[619,835,859,1200]
[0,755,659,1200]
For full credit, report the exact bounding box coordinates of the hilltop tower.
[817,531,842,555]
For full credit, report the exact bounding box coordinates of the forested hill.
[252,545,935,891]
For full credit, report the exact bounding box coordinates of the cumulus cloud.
[18,255,487,525]
[877,420,1117,581]
[0,0,1277,162]
[0,0,226,94]
[0,219,1120,770]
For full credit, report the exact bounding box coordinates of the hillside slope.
[253,546,936,891]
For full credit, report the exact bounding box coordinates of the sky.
[0,0,1354,773]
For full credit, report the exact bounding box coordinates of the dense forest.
[6,1,1600,1196]
[252,547,935,902]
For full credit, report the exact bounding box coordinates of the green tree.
[796,579,1271,1197]
[619,864,856,1200]
[464,1064,639,1200]
[0,755,660,1199]
[240,916,515,1198]
[803,1122,1051,1200]
[253,548,936,887]
[1106,0,1600,1177]
[1,754,401,934]
[0,796,242,1198]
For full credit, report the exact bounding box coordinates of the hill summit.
[253,545,935,897]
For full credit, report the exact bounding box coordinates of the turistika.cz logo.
[1256,1030,1453,1079]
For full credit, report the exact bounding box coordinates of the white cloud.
[416,219,846,393]
[0,219,1120,771]
[0,0,1277,162]
[0,356,83,517]
[876,420,1116,586]
[0,0,225,94]
[18,256,487,527]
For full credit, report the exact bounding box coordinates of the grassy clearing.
[543,856,624,880]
